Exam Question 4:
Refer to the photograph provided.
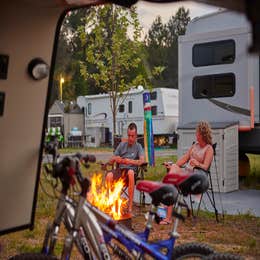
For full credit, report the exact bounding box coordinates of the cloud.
[135,0,220,34]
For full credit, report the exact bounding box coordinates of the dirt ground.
[0,202,259,260]
[130,204,259,260]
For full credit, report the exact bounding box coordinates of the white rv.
[77,88,178,147]
[178,10,260,155]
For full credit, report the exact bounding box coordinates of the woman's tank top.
[190,142,211,163]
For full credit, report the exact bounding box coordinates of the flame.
[88,173,128,220]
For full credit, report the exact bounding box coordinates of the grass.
[248,154,260,174]
[144,156,177,181]
[239,154,260,190]
[59,146,113,154]
[58,147,260,189]
[146,153,260,190]
[133,206,260,259]
[0,149,259,259]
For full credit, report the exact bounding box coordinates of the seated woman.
[160,121,214,225]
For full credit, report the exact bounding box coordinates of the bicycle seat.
[163,172,209,196]
[162,172,190,186]
[136,180,178,206]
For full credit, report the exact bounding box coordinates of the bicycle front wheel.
[9,253,58,260]
[172,242,215,259]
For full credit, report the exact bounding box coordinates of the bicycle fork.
[61,195,84,260]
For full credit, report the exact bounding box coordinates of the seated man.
[106,122,145,215]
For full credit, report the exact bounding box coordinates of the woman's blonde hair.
[196,121,212,145]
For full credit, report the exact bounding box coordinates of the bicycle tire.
[8,253,58,260]
[204,253,244,260]
[172,242,215,259]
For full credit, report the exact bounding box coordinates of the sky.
[135,0,221,35]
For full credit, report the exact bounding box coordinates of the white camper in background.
[178,10,260,155]
[77,88,178,147]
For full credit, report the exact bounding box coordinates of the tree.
[144,16,168,87]
[166,7,190,45]
[146,16,168,47]
[79,5,144,139]
[53,9,96,103]
[145,7,190,89]
[165,7,190,88]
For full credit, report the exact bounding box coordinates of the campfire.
[88,173,128,220]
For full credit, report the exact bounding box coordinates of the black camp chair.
[100,160,148,206]
[189,143,223,222]
[163,143,223,222]
[101,136,148,207]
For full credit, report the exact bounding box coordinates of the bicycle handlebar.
[74,153,96,168]
[44,141,59,163]
[59,154,95,195]
[44,143,96,196]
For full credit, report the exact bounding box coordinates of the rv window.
[128,101,132,113]
[151,105,157,115]
[192,73,235,99]
[119,104,125,112]
[151,91,157,100]
[193,40,235,67]
[87,103,92,115]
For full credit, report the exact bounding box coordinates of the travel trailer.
[178,10,260,155]
[77,88,178,147]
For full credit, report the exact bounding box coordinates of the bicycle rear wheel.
[9,253,58,260]
[172,242,215,259]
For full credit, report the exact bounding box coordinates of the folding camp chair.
[100,160,148,211]
[101,135,148,208]
[122,162,148,206]
[189,143,223,222]
[163,143,222,222]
